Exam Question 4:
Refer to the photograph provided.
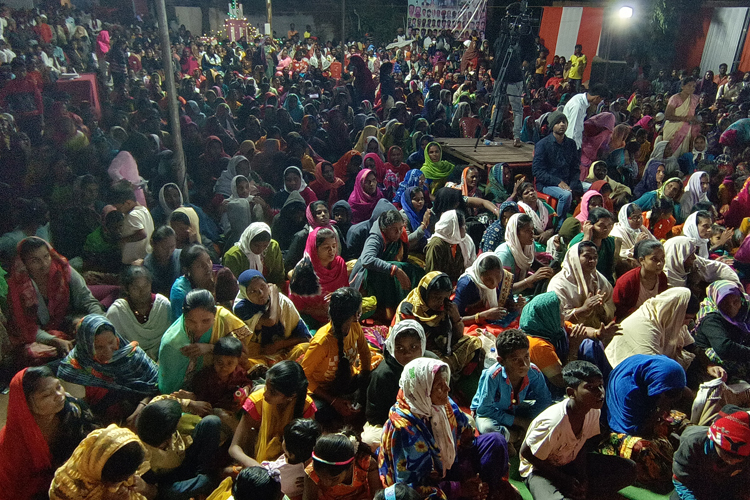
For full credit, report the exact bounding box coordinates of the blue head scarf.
[393,169,425,203]
[480,200,519,253]
[401,186,430,239]
[58,314,159,395]
[606,354,686,435]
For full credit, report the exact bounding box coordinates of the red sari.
[0,369,55,500]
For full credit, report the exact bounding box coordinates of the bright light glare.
[618,6,633,18]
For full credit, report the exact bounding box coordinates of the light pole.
[603,5,633,88]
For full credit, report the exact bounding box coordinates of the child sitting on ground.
[672,404,750,500]
[263,419,322,500]
[208,465,285,500]
[520,361,637,500]
[471,329,552,455]
[303,430,382,500]
[191,336,253,414]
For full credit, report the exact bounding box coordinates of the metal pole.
[342,0,345,42]
[154,0,188,201]
[267,0,272,35]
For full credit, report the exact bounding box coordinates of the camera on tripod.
[504,1,534,39]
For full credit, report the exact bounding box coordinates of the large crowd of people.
[1,2,750,500]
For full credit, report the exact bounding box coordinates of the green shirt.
[568,233,616,285]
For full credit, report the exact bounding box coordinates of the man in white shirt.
[520,361,636,500]
[563,83,607,151]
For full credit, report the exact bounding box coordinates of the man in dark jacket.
[532,111,582,228]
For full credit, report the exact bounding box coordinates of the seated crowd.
[2,5,750,500]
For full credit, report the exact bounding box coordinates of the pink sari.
[663,94,700,157]
[580,112,615,180]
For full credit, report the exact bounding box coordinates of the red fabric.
[675,8,713,72]
[364,152,387,183]
[575,7,604,84]
[590,180,614,212]
[333,150,361,181]
[612,266,668,321]
[0,369,54,500]
[8,239,71,345]
[309,161,344,207]
[385,146,410,180]
[538,7,563,60]
[305,227,349,289]
[709,410,750,456]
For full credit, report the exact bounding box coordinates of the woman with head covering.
[590,179,615,212]
[233,270,310,367]
[363,320,427,447]
[495,213,554,293]
[0,366,98,500]
[309,161,344,207]
[694,280,750,381]
[333,150,363,189]
[568,207,619,285]
[633,159,666,199]
[445,166,480,197]
[283,93,304,123]
[353,125,381,153]
[384,145,409,180]
[605,288,701,370]
[289,227,350,327]
[454,252,520,330]
[513,181,556,240]
[58,314,160,416]
[170,206,203,247]
[580,111,615,177]
[379,358,515,500]
[681,210,712,258]
[106,266,172,360]
[223,222,285,288]
[421,142,455,192]
[8,237,105,365]
[392,168,429,208]
[196,135,231,185]
[159,289,251,393]
[480,201,520,253]
[610,203,657,260]
[632,173,683,215]
[271,191,307,253]
[394,272,484,382]
[363,151,390,187]
[271,166,317,208]
[664,236,740,293]
[400,186,431,253]
[548,241,615,328]
[348,168,385,224]
[424,210,476,283]
[49,424,152,500]
[520,292,570,385]
[679,171,710,219]
[574,189,604,223]
[215,155,252,198]
[601,354,689,493]
[283,200,346,273]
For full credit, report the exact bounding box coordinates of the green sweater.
[223,239,285,287]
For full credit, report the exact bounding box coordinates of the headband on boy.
[311,453,355,466]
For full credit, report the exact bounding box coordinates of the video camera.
[503,1,535,39]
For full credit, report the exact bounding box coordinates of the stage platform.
[435,137,534,169]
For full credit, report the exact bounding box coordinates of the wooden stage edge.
[436,137,534,169]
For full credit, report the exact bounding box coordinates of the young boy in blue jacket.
[471,329,552,455]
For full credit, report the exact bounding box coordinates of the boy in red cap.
[672,405,750,499]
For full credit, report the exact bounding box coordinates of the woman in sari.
[349,209,425,314]
[0,366,97,500]
[574,189,604,224]
[215,155,251,198]
[353,125,382,153]
[290,227,350,328]
[49,424,153,500]
[400,186,432,253]
[309,161,344,208]
[271,166,317,208]
[663,236,739,292]
[514,181,556,243]
[445,166,480,198]
[229,360,316,467]
[601,354,690,493]
[106,266,171,361]
[663,77,700,158]
[694,280,750,381]
[548,241,615,328]
[633,159,665,199]
[378,358,516,500]
[632,175,683,217]
[223,222,285,288]
[8,237,104,365]
[610,203,657,260]
[605,288,700,370]
[421,142,455,192]
[284,201,345,274]
[480,201,519,253]
[333,150,363,184]
[425,210,476,283]
[158,289,251,393]
[233,270,310,367]
[519,292,569,389]
[349,168,385,224]
[392,168,430,208]
[454,253,520,330]
[394,272,484,383]
[679,171,710,220]
[58,313,159,419]
[682,211,712,258]
[384,145,409,180]
[495,213,554,294]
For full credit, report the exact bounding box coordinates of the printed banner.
[407,0,487,40]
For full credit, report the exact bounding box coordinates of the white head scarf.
[215,155,250,197]
[429,210,476,268]
[682,212,710,258]
[680,171,709,219]
[610,203,656,257]
[517,199,548,233]
[459,252,502,308]
[503,213,535,278]
[663,236,696,287]
[230,174,250,199]
[158,182,183,218]
[399,358,455,475]
[283,166,308,193]
[385,319,427,360]
[236,222,272,271]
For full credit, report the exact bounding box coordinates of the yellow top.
[569,53,587,80]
